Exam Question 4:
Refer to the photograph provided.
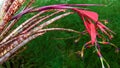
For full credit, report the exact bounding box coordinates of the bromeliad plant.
[0,0,118,68]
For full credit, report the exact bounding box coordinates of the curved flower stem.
[0,32,45,64]
[95,43,105,68]
[37,28,82,34]
[0,12,74,59]
[0,27,81,47]
[1,10,64,43]
[38,12,73,29]
[0,10,49,43]
[21,10,66,33]
[80,41,92,58]
[23,0,35,10]
[0,27,82,64]
[95,41,110,68]
[98,41,118,49]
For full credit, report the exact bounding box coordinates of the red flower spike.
[90,22,97,45]
[73,8,98,44]
[84,19,97,45]
[97,21,114,34]
[81,16,91,34]
[97,22,112,39]
[79,10,98,22]
[73,8,98,22]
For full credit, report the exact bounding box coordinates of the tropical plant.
[0,0,118,68]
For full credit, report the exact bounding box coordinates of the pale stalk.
[0,0,7,27]
[23,12,72,36]
[0,12,72,57]
[22,10,66,33]
[0,11,47,43]
[1,0,15,13]
[23,0,35,9]
[0,27,81,49]
[0,0,35,39]
[1,11,71,44]
[0,31,44,58]
[37,12,73,29]
[37,28,81,34]
[0,32,45,64]
[0,0,26,32]
[0,15,42,40]
[0,27,81,64]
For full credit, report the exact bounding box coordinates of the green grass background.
[1,0,120,68]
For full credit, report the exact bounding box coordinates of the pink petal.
[81,15,91,34]
[73,8,98,22]
[97,23,111,38]
[79,9,98,22]
[90,22,97,45]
